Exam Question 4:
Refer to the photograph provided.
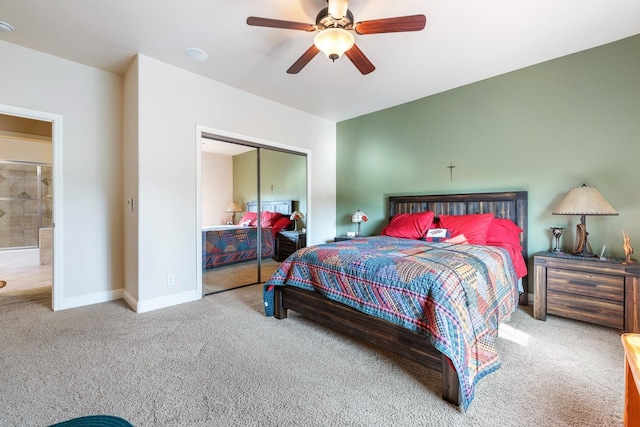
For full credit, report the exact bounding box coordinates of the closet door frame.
[195,125,310,297]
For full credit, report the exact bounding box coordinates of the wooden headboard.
[246,200,294,216]
[388,191,528,304]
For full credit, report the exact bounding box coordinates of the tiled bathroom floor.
[0,265,52,293]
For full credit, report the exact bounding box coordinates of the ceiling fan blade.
[354,14,426,35]
[287,45,320,74]
[247,16,315,32]
[344,44,375,75]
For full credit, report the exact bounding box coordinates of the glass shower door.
[0,161,48,250]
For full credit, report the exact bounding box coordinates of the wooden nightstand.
[534,251,640,332]
[276,231,306,262]
[334,236,354,242]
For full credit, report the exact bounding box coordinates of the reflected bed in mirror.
[202,200,294,270]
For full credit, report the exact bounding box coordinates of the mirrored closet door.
[200,134,307,296]
[258,149,307,283]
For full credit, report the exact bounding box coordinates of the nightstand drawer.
[547,268,624,302]
[276,231,306,262]
[279,239,297,252]
[547,290,624,329]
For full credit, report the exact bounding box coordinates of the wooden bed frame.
[272,191,528,409]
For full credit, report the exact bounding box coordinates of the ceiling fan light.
[314,28,354,61]
[328,0,349,20]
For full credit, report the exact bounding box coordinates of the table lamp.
[226,201,242,224]
[552,184,618,256]
[351,209,368,236]
[290,211,304,231]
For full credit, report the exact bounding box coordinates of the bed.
[263,191,528,411]
[202,200,294,269]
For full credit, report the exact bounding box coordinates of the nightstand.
[276,231,306,262]
[334,236,354,242]
[534,251,640,332]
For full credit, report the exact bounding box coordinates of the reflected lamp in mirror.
[290,210,304,231]
[552,184,618,256]
[226,201,242,224]
[351,209,368,237]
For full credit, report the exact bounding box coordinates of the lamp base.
[572,223,595,256]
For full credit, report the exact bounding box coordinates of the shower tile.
[39,228,53,248]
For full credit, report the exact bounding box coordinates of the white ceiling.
[1,0,639,122]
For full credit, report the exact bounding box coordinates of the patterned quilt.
[263,236,519,410]
[202,226,275,269]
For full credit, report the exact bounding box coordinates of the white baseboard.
[125,289,201,313]
[56,288,124,311]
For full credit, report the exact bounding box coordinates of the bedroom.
[0,2,637,311]
[0,1,639,424]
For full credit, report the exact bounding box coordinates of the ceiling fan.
[247,0,426,75]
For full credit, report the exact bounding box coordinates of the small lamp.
[226,201,242,224]
[290,211,304,231]
[351,209,368,237]
[552,184,618,256]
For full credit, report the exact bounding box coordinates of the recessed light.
[184,47,208,61]
[0,20,14,33]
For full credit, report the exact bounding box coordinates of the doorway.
[0,105,63,310]
[196,127,309,296]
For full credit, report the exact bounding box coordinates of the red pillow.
[238,211,257,226]
[270,216,292,231]
[260,211,284,227]
[486,218,522,248]
[439,213,495,245]
[381,211,435,240]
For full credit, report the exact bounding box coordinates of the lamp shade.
[290,211,304,221]
[552,185,618,216]
[226,201,242,213]
[552,184,617,256]
[351,209,368,223]
[314,28,354,61]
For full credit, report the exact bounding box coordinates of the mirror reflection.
[200,138,307,295]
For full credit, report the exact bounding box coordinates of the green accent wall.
[337,34,640,260]
[233,149,307,225]
[232,149,257,211]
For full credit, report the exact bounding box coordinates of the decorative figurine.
[623,230,634,264]
[550,227,565,253]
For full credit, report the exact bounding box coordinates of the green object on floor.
[49,415,134,427]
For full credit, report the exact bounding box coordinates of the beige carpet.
[0,285,624,426]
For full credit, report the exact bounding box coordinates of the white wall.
[123,56,139,302]
[0,40,124,307]
[130,54,336,311]
[202,152,233,227]
[0,40,336,313]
